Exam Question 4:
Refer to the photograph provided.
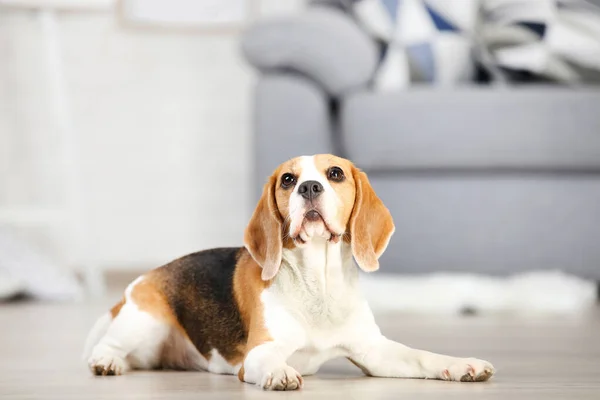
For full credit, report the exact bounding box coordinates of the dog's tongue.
[305,210,321,222]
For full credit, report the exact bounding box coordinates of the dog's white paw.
[88,353,129,376]
[441,358,495,382]
[260,365,303,391]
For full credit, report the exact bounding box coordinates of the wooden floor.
[1,296,600,400]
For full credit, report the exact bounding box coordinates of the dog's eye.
[327,167,345,182]
[281,173,296,189]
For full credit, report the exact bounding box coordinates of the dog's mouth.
[292,209,342,244]
[304,209,323,222]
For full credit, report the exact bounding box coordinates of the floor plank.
[1,298,599,399]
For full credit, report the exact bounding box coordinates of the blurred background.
[1,0,599,314]
[0,0,302,300]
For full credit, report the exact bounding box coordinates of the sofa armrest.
[241,7,378,97]
[251,73,335,202]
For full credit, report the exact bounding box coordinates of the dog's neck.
[277,238,359,302]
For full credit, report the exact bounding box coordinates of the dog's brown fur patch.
[129,274,188,336]
[110,298,125,318]
[106,248,257,367]
[233,250,273,380]
[346,166,395,272]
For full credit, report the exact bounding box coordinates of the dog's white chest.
[260,259,368,375]
[261,290,366,375]
[265,259,360,331]
[262,282,359,337]
[263,292,357,375]
[256,239,371,374]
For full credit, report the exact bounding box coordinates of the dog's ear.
[244,174,283,281]
[348,167,395,272]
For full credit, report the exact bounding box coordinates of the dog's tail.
[82,312,112,361]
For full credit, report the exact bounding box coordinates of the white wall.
[0,0,306,271]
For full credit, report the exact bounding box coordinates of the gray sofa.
[241,4,600,279]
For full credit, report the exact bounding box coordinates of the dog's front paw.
[88,353,129,376]
[260,365,303,391]
[441,358,495,382]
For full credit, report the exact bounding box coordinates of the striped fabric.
[353,0,600,88]
[353,0,480,90]
[481,0,600,83]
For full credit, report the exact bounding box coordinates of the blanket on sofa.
[351,0,600,90]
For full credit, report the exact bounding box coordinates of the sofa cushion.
[341,87,600,170]
[370,175,600,278]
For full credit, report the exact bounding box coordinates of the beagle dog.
[83,154,495,390]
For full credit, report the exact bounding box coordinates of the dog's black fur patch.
[157,247,247,361]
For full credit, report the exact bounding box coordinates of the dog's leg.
[345,304,495,382]
[348,334,495,382]
[88,302,171,375]
[239,341,303,391]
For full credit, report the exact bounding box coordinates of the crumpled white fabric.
[0,228,82,301]
[361,270,597,315]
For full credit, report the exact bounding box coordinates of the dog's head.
[244,154,395,281]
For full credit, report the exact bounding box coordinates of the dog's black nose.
[298,180,323,200]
